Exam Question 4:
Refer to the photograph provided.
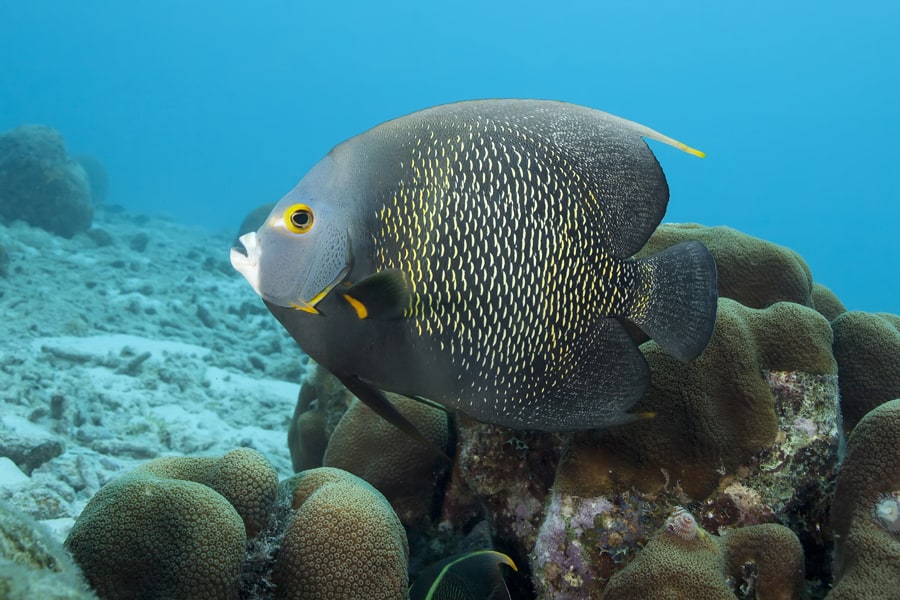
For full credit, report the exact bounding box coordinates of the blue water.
[1,1,898,313]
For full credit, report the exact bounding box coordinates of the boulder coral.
[603,508,732,600]
[720,523,806,600]
[323,395,451,528]
[274,467,409,600]
[72,154,109,206]
[131,447,279,538]
[831,311,900,434]
[0,124,94,237]
[65,451,411,600]
[603,509,805,599]
[828,399,900,598]
[559,298,837,500]
[65,469,247,599]
[468,299,839,596]
[811,282,846,322]
[638,223,814,309]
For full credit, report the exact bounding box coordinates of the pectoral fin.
[341,269,411,320]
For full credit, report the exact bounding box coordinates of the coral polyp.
[873,491,900,533]
[665,506,699,541]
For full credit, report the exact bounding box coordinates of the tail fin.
[631,240,718,361]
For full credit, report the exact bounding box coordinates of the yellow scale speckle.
[371,117,642,412]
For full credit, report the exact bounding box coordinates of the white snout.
[230,232,264,297]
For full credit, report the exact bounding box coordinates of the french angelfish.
[231,99,717,432]
[408,550,517,600]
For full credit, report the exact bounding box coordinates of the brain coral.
[65,470,246,600]
[720,523,806,600]
[831,311,900,433]
[604,523,731,599]
[811,282,846,322]
[828,399,900,599]
[323,394,450,527]
[638,223,813,309]
[273,467,409,600]
[604,509,804,599]
[0,124,93,237]
[132,447,278,537]
[559,298,836,500]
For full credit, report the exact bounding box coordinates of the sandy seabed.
[0,206,305,541]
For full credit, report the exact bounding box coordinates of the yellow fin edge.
[674,142,705,158]
[618,115,706,158]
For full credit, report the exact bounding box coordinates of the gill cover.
[232,185,351,312]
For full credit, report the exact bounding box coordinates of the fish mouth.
[229,232,329,314]
[230,232,264,297]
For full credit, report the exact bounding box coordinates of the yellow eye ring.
[283,203,314,234]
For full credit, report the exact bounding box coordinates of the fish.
[408,550,517,600]
[231,99,717,432]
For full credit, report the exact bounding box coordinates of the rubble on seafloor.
[3,211,900,598]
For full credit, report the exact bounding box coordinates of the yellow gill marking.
[291,303,320,315]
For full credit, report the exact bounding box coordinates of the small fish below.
[409,550,517,600]
[231,99,717,434]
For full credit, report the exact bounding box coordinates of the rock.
[0,416,65,475]
[0,125,93,237]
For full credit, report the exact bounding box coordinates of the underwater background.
[1,0,898,313]
[3,2,900,599]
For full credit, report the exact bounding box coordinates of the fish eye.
[284,204,314,234]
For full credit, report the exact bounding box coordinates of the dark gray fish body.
[233,100,717,431]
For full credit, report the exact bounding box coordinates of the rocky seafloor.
[2,200,900,598]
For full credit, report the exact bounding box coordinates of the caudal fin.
[631,240,718,361]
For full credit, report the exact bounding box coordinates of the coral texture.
[274,467,409,600]
[65,470,246,599]
[604,510,805,599]
[831,311,900,433]
[811,282,846,321]
[828,399,900,598]
[454,417,564,595]
[721,523,806,600]
[287,363,354,472]
[603,509,731,599]
[323,395,450,527]
[561,299,836,500]
[638,223,813,309]
[466,298,839,597]
[132,447,279,538]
